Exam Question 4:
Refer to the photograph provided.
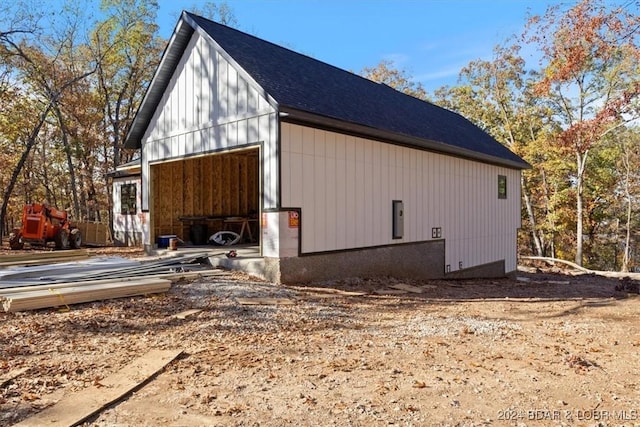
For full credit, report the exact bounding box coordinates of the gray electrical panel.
[392,200,403,239]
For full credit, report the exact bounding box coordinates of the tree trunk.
[521,175,543,256]
[40,142,55,203]
[575,151,588,267]
[622,197,632,272]
[540,167,555,257]
[53,106,81,219]
[575,184,583,267]
[79,168,88,220]
[0,105,52,241]
[621,144,632,272]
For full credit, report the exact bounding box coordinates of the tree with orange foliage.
[524,0,640,266]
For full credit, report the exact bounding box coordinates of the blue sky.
[156,0,553,92]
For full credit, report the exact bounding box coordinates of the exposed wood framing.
[150,150,259,241]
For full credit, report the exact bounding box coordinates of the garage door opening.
[149,147,260,250]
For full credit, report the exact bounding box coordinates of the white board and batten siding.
[280,123,522,273]
[139,31,277,216]
[112,175,146,245]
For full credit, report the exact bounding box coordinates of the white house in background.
[109,159,145,246]
[124,11,530,284]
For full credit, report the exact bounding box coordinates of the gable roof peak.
[127,10,529,170]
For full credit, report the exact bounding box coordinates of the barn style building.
[124,11,530,284]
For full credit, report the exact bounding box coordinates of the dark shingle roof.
[126,11,528,169]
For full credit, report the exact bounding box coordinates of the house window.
[121,183,137,215]
[498,175,507,199]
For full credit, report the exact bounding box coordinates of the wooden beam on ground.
[373,289,408,295]
[290,286,367,296]
[0,277,154,295]
[1,278,171,312]
[236,297,294,305]
[516,276,571,285]
[0,250,89,268]
[522,256,592,273]
[65,269,228,285]
[0,270,225,294]
[151,270,230,282]
[0,367,28,388]
[522,256,640,280]
[388,283,425,293]
[13,348,182,427]
[0,250,88,263]
[547,280,571,285]
[171,308,203,319]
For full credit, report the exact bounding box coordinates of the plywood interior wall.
[151,150,259,240]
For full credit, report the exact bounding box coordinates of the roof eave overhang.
[106,160,142,178]
[124,14,195,149]
[279,107,531,170]
[107,170,142,179]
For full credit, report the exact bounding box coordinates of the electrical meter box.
[392,200,403,239]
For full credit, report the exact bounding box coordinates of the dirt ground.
[1,250,639,427]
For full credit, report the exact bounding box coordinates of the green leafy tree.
[433,44,563,258]
[610,127,640,271]
[524,0,640,266]
[0,1,96,240]
[90,0,164,228]
[92,0,163,167]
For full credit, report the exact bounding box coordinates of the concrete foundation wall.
[267,240,446,284]
[444,260,506,280]
[200,240,510,285]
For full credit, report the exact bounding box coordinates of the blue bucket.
[157,235,177,249]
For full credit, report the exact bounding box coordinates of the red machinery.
[9,203,82,250]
